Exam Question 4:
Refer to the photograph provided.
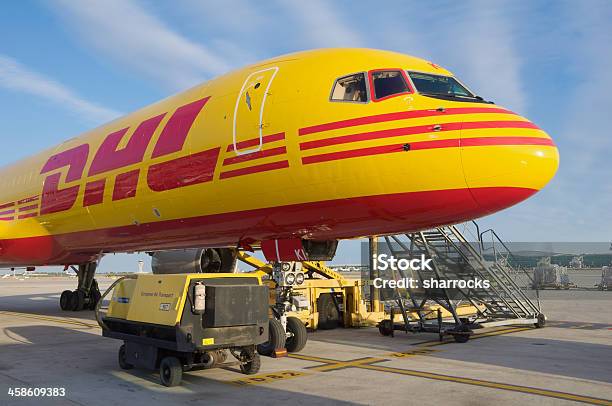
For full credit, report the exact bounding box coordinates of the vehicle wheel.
[160,356,183,387]
[118,344,133,370]
[239,351,261,375]
[452,324,471,343]
[70,290,85,311]
[453,333,470,343]
[317,293,341,330]
[201,352,216,369]
[378,319,394,336]
[534,313,546,328]
[285,316,307,353]
[257,318,286,356]
[60,290,72,311]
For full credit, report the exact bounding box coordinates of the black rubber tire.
[257,318,287,356]
[239,352,261,375]
[453,333,470,343]
[118,344,133,370]
[452,324,471,343]
[69,290,85,311]
[317,293,341,330]
[285,316,307,353]
[534,313,546,328]
[201,352,216,369]
[60,290,72,311]
[378,319,394,336]
[88,288,102,311]
[160,357,183,387]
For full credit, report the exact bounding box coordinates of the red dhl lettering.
[39,97,214,215]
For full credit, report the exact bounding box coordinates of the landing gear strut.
[59,262,101,311]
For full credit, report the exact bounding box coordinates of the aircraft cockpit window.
[407,71,482,102]
[370,70,410,100]
[330,73,368,103]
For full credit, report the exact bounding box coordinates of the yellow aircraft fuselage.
[0,49,559,266]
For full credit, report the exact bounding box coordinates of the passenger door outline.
[232,66,279,155]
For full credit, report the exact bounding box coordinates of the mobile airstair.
[378,222,545,342]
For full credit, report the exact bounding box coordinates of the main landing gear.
[59,262,101,311]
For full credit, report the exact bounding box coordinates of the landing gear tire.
[60,290,72,311]
[239,351,261,375]
[88,286,101,311]
[285,316,307,353]
[257,318,286,356]
[317,293,341,330]
[70,290,85,311]
[159,356,183,387]
[534,313,546,328]
[118,344,133,370]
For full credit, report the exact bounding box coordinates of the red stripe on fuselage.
[18,204,38,212]
[219,160,289,179]
[226,132,285,152]
[299,120,538,151]
[17,213,37,220]
[302,136,554,165]
[17,196,39,205]
[460,136,555,147]
[0,187,536,266]
[0,203,14,210]
[0,209,15,216]
[147,147,220,191]
[222,146,287,166]
[299,107,515,135]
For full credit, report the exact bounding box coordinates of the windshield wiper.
[419,92,493,104]
[420,92,474,99]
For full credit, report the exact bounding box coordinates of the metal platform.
[378,222,544,342]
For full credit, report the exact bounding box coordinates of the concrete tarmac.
[0,276,611,405]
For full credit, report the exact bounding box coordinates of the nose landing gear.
[59,262,101,311]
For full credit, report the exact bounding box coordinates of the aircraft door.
[232,66,279,155]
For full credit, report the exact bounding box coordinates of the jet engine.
[150,248,237,274]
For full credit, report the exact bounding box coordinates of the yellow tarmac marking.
[388,348,438,358]
[357,364,612,406]
[5,310,611,404]
[570,324,592,329]
[291,353,612,405]
[0,310,99,329]
[417,326,531,347]
[307,357,384,372]
[230,370,309,386]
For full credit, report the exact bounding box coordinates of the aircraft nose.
[460,114,559,215]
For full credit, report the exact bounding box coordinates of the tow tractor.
[95,272,269,387]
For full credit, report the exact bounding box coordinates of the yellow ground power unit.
[96,273,269,387]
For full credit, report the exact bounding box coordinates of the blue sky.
[0,1,610,271]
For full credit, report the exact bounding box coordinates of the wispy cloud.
[0,54,120,123]
[280,0,364,48]
[359,2,525,113]
[447,2,525,113]
[52,0,231,90]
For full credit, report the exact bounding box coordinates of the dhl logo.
[38,97,218,215]
[36,96,291,217]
